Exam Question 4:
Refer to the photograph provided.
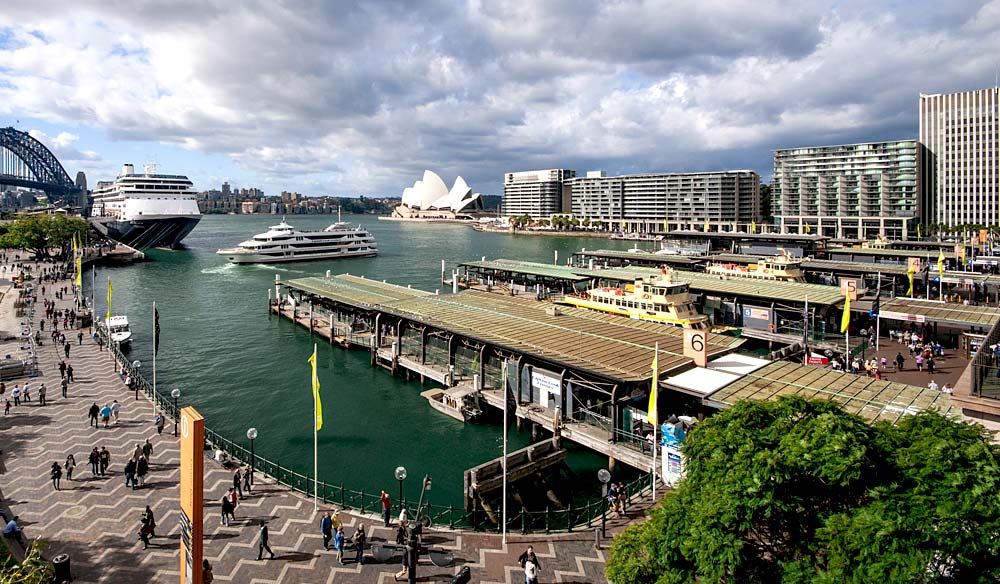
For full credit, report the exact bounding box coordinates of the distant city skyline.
[2,1,998,197]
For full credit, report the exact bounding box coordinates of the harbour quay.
[272,273,744,473]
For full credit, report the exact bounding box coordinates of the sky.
[1,0,999,197]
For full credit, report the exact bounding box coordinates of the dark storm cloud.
[0,0,998,193]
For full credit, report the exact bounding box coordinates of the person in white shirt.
[942,383,953,395]
[928,380,939,392]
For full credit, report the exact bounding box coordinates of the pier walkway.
[0,266,650,583]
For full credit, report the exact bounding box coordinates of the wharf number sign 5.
[684,329,708,367]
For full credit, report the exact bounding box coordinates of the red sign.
[806,356,829,365]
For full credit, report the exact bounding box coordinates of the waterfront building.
[502,169,576,218]
[392,170,483,219]
[772,140,921,239]
[567,170,760,232]
[919,86,1000,227]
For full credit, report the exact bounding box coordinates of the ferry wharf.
[0,261,646,584]
[273,273,744,472]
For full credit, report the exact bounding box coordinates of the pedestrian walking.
[21,383,30,403]
[125,459,137,489]
[112,401,122,425]
[381,490,391,527]
[233,468,243,498]
[132,443,143,462]
[518,546,541,584]
[58,361,66,378]
[155,414,165,435]
[256,520,275,560]
[88,402,99,427]
[928,357,936,374]
[895,352,905,371]
[61,377,68,399]
[3,399,8,415]
[50,461,63,490]
[353,524,366,565]
[203,559,214,583]
[138,517,152,550]
[137,456,149,486]
[99,446,110,476]
[64,342,70,359]
[66,363,74,382]
[88,447,99,475]
[11,385,20,406]
[144,506,157,537]
[334,526,345,564]
[220,494,233,526]
[64,454,76,481]
[321,512,333,550]
[78,331,83,345]
[142,439,153,460]
[100,404,111,428]
[242,464,252,494]
[229,488,239,519]
[38,384,45,406]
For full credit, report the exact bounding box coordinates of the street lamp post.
[598,468,612,538]
[171,388,180,437]
[131,360,141,401]
[395,466,407,511]
[247,427,258,486]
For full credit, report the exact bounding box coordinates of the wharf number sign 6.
[684,329,708,367]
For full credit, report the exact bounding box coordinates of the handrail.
[97,324,656,532]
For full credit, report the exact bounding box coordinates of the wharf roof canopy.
[400,170,482,212]
[705,360,957,423]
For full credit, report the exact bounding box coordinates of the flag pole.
[91,265,96,335]
[313,343,318,514]
[652,342,658,500]
[875,274,881,352]
[501,360,508,546]
[152,301,157,418]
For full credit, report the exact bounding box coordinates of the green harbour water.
[85,215,642,507]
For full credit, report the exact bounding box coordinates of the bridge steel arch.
[0,127,81,205]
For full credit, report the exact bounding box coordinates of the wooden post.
[179,407,205,584]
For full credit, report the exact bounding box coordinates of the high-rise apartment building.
[919,87,999,227]
[502,169,576,217]
[772,140,921,239]
[568,170,760,231]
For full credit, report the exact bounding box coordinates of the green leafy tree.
[0,215,88,260]
[0,541,55,583]
[606,396,1000,584]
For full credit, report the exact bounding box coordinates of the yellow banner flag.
[704,220,710,232]
[647,346,658,426]
[308,347,323,431]
[750,221,756,234]
[917,224,922,239]
[805,224,811,234]
[840,295,851,333]
[75,255,82,287]
[937,249,945,275]
[106,278,112,321]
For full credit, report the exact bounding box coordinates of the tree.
[760,184,773,222]
[0,215,88,260]
[0,541,55,583]
[606,396,1000,584]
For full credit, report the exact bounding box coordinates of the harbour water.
[85,215,643,507]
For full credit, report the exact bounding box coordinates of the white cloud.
[0,0,998,194]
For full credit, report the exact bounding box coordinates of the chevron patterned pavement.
[0,265,654,583]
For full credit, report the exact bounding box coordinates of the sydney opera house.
[392,170,484,219]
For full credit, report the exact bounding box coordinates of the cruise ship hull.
[217,247,377,264]
[90,216,202,251]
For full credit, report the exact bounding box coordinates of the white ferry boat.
[106,315,133,345]
[705,253,805,282]
[217,217,377,264]
[561,269,709,329]
[89,164,202,250]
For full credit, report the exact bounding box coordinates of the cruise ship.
[89,164,202,250]
[216,217,377,264]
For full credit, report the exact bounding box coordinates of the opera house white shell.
[396,170,483,216]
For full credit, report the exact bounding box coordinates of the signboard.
[955,244,965,260]
[907,257,922,272]
[980,229,989,245]
[661,444,685,486]
[180,407,205,584]
[839,278,858,301]
[531,368,560,408]
[806,355,829,365]
[683,329,708,367]
[744,307,770,320]
[879,310,926,323]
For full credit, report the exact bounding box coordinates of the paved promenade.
[0,267,649,583]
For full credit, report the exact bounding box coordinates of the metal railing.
[972,318,1000,399]
[98,324,656,533]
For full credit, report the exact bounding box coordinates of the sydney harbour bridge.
[0,126,86,208]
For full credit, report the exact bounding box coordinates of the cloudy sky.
[1,0,998,196]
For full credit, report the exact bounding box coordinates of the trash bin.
[52,553,72,582]
[450,566,471,584]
